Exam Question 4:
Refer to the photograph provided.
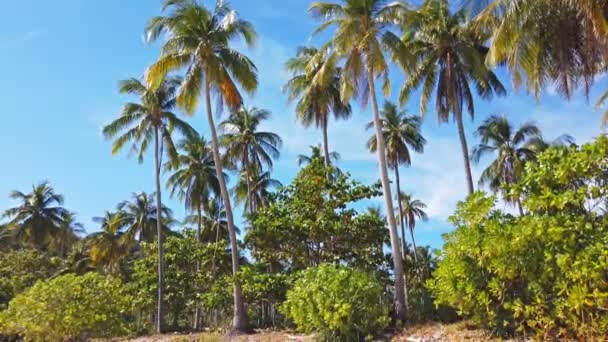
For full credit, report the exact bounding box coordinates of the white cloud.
[0,28,48,49]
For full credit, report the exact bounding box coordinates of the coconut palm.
[396,193,428,263]
[309,0,410,322]
[145,0,258,330]
[470,0,607,100]
[284,46,351,167]
[220,107,282,214]
[233,171,282,212]
[297,145,341,167]
[165,134,220,241]
[88,211,129,274]
[366,101,426,261]
[2,182,68,250]
[472,115,544,213]
[53,212,85,258]
[394,0,505,195]
[595,92,608,130]
[102,75,193,332]
[118,192,174,246]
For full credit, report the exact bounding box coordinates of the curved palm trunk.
[394,166,415,263]
[204,80,250,333]
[409,225,418,262]
[322,117,331,169]
[368,67,407,324]
[154,127,165,334]
[456,112,475,195]
[193,203,203,330]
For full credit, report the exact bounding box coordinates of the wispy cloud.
[0,28,48,49]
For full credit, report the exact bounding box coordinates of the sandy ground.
[110,322,520,341]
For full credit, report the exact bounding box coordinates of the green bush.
[281,264,389,341]
[428,138,608,339]
[0,272,133,341]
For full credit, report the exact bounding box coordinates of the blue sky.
[1,0,605,249]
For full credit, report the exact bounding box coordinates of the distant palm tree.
[309,0,410,320]
[119,192,173,246]
[397,193,428,263]
[145,0,258,329]
[284,46,351,168]
[165,134,220,241]
[395,0,505,195]
[233,171,282,211]
[297,145,341,167]
[88,211,128,274]
[472,115,543,213]
[103,75,193,331]
[53,212,85,258]
[367,101,426,261]
[2,182,68,250]
[220,107,282,214]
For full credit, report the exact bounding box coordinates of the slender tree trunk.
[322,117,330,169]
[456,112,474,195]
[409,225,418,261]
[204,80,250,333]
[193,204,203,331]
[395,166,415,263]
[244,154,254,215]
[367,66,407,324]
[154,127,165,334]
[516,198,524,216]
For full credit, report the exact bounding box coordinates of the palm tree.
[165,134,220,241]
[145,0,258,330]
[309,0,410,322]
[396,193,428,263]
[366,101,426,262]
[284,46,351,168]
[53,212,85,258]
[119,192,174,246]
[470,0,606,100]
[88,211,129,274]
[297,144,341,167]
[102,76,194,333]
[220,107,282,214]
[472,115,543,214]
[2,182,68,250]
[595,92,608,131]
[395,0,505,195]
[233,171,282,212]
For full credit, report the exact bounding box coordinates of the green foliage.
[429,137,608,339]
[0,249,64,310]
[0,272,133,341]
[239,264,292,327]
[281,264,389,341]
[246,156,389,274]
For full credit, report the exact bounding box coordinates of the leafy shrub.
[428,138,608,339]
[0,272,133,341]
[281,264,389,341]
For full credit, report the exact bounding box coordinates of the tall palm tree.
[145,0,258,330]
[309,0,410,322]
[470,0,607,100]
[2,182,68,250]
[284,46,351,168]
[297,144,341,167]
[102,76,193,333]
[394,0,505,195]
[88,211,129,274]
[220,107,282,214]
[233,171,282,212]
[366,101,426,262]
[471,115,542,214]
[396,193,428,263]
[165,134,220,241]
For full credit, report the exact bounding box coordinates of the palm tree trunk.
[204,80,250,333]
[193,203,203,331]
[409,225,418,261]
[322,117,331,169]
[394,166,414,263]
[367,66,407,324]
[154,127,165,334]
[456,112,475,195]
[244,154,254,215]
[516,198,524,216]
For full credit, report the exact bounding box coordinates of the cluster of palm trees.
[3,0,606,333]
